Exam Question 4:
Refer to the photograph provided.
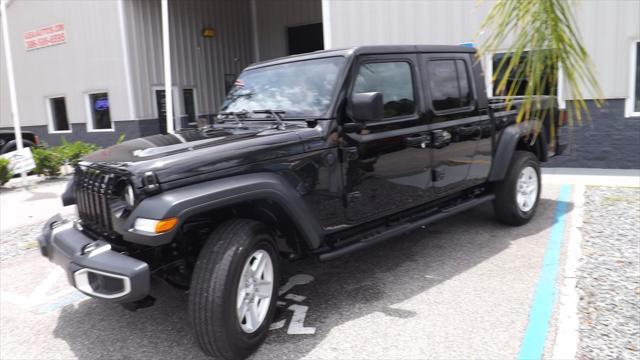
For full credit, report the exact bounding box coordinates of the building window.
[155,89,168,120]
[47,97,70,132]
[491,50,557,96]
[427,59,473,112]
[626,40,640,117]
[352,61,416,118]
[86,92,113,131]
[183,88,196,125]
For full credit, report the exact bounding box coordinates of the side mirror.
[348,92,384,122]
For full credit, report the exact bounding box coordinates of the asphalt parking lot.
[0,177,578,360]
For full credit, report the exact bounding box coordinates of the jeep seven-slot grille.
[75,167,118,237]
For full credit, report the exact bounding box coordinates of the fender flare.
[122,173,324,249]
[488,120,548,182]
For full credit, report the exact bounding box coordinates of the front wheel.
[493,151,541,225]
[189,219,280,359]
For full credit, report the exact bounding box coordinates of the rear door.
[420,54,485,195]
[341,54,433,223]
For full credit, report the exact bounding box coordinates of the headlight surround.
[124,184,135,208]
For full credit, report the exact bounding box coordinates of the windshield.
[221,56,346,118]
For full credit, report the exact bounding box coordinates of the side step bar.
[319,194,495,261]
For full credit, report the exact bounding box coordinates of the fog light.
[133,217,178,234]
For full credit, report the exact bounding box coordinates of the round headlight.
[124,184,135,207]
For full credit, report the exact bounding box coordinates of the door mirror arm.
[341,122,364,134]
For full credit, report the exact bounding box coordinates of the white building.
[1,0,639,167]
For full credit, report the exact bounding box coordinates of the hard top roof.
[246,45,476,70]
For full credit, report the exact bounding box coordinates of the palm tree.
[479,0,603,131]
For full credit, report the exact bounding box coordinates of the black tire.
[493,151,541,226]
[189,219,280,360]
[0,139,35,154]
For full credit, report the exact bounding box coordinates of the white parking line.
[287,304,316,335]
[29,267,64,303]
[284,293,307,302]
[269,319,286,330]
[278,274,314,296]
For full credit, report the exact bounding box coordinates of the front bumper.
[38,214,150,303]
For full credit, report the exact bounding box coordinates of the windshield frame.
[222,55,349,120]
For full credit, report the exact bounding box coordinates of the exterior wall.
[547,99,640,169]
[325,0,640,101]
[327,0,492,48]
[0,0,131,132]
[0,25,10,129]
[122,0,255,121]
[12,120,161,147]
[574,0,640,100]
[254,0,322,61]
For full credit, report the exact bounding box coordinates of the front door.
[341,55,432,223]
[421,54,483,195]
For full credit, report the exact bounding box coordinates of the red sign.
[23,23,66,51]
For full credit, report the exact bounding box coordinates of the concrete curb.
[551,184,585,359]
[542,168,640,187]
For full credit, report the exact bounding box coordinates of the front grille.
[75,166,121,237]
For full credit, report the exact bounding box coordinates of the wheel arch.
[488,120,548,182]
[124,173,324,251]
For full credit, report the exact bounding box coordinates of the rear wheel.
[189,219,280,359]
[493,151,541,225]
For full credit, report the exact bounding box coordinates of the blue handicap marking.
[36,291,89,314]
[518,185,572,360]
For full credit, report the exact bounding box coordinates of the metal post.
[161,0,174,134]
[321,0,332,49]
[0,0,26,178]
[250,0,260,62]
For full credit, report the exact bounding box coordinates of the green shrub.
[0,157,12,186]
[32,146,64,177]
[58,139,100,167]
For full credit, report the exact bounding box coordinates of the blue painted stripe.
[35,291,89,314]
[518,184,572,360]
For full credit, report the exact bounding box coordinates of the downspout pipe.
[161,0,174,134]
[0,0,24,155]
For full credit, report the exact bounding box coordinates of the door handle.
[405,133,430,148]
[431,130,451,148]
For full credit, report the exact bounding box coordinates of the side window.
[427,59,473,112]
[456,60,472,107]
[352,61,415,118]
[492,51,556,96]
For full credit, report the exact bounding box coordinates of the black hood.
[82,124,318,185]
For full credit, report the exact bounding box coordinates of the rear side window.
[427,59,473,112]
[352,61,416,118]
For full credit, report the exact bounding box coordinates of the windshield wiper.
[252,109,286,130]
[217,111,248,128]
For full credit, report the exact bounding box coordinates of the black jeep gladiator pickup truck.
[39,45,563,359]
